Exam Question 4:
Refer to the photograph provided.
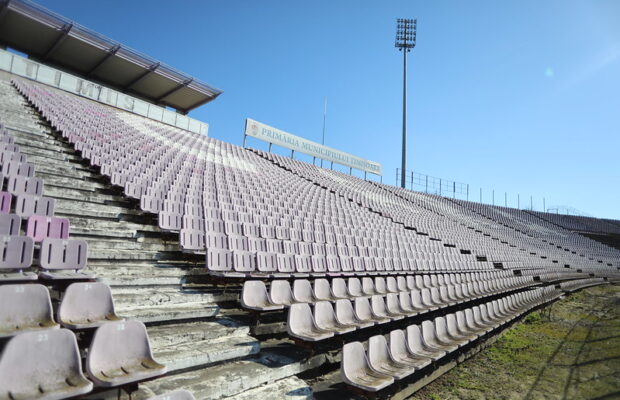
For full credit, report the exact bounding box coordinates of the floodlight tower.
[395,18,417,189]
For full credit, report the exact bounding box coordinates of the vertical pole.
[330,161,333,170]
[505,192,507,207]
[396,169,399,186]
[268,142,272,152]
[349,167,352,175]
[425,175,428,193]
[530,195,533,210]
[453,182,456,198]
[242,134,247,148]
[321,97,327,168]
[312,156,315,165]
[543,197,546,212]
[466,184,469,201]
[291,149,294,159]
[479,188,482,203]
[400,48,408,188]
[439,179,442,196]
[364,171,367,180]
[411,171,414,191]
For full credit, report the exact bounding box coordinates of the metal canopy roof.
[0,0,222,114]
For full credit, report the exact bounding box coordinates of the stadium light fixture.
[395,18,417,188]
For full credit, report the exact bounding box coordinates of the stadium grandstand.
[0,1,619,399]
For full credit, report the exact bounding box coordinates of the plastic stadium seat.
[26,216,70,242]
[180,229,205,251]
[406,325,445,361]
[241,281,283,311]
[288,303,334,341]
[367,334,415,379]
[58,282,123,329]
[334,299,373,329]
[148,390,196,400]
[314,301,356,334]
[0,283,59,338]
[14,194,55,218]
[39,238,94,280]
[0,213,20,236]
[389,329,432,369]
[206,248,233,274]
[7,176,44,196]
[341,341,394,392]
[0,329,93,399]
[269,280,295,306]
[86,320,166,387]
[422,319,459,353]
[0,234,36,281]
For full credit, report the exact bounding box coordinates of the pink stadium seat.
[26,215,70,242]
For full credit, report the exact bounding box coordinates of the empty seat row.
[0,282,120,337]
[0,212,70,241]
[242,273,535,311]
[559,277,607,292]
[341,287,562,391]
[0,235,92,281]
[0,320,165,399]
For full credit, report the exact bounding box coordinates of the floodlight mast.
[395,18,417,189]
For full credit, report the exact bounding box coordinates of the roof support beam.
[43,23,72,59]
[156,78,193,103]
[124,62,159,90]
[87,44,120,77]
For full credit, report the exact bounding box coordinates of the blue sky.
[36,0,620,219]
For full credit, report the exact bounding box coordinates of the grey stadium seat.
[86,320,166,387]
[58,282,123,329]
[341,341,394,392]
[0,234,36,281]
[38,238,94,280]
[367,334,415,379]
[0,283,59,338]
[288,303,334,341]
[0,329,93,399]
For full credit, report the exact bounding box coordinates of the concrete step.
[119,302,220,324]
[228,377,313,400]
[136,342,329,400]
[112,287,236,309]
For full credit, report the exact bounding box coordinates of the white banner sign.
[244,118,382,175]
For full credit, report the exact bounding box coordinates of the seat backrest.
[58,282,117,326]
[0,213,20,236]
[26,215,70,242]
[270,280,294,305]
[7,176,44,196]
[314,301,337,330]
[0,284,55,335]
[342,341,368,380]
[335,299,356,325]
[14,194,55,218]
[206,247,233,272]
[40,238,88,270]
[389,329,410,361]
[158,212,182,230]
[367,334,390,367]
[0,235,34,270]
[313,279,332,300]
[287,303,314,335]
[0,329,91,398]
[87,320,157,374]
[0,191,11,213]
[180,229,205,250]
[293,279,314,303]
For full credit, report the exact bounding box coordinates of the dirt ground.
[410,284,620,400]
